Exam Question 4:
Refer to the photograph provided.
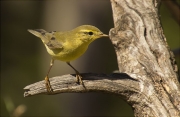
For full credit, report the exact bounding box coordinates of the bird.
[28,25,108,93]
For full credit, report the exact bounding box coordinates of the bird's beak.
[103,34,109,37]
[101,33,109,37]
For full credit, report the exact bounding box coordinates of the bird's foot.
[76,74,83,85]
[45,76,53,93]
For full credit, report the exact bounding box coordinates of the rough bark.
[109,0,180,116]
[24,0,180,116]
[24,73,139,96]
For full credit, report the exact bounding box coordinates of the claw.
[76,74,83,84]
[45,76,53,93]
[66,62,83,85]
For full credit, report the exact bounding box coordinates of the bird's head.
[73,25,108,43]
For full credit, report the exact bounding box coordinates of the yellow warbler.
[28,25,108,93]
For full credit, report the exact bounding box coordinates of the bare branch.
[24,73,139,97]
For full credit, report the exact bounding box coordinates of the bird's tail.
[28,29,50,44]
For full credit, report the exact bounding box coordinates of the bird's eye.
[83,31,93,35]
[88,32,93,35]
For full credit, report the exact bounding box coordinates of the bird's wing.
[46,37,63,50]
[45,31,64,50]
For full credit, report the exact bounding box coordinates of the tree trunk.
[24,0,180,116]
[110,0,180,116]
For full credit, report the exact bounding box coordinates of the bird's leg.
[45,59,54,93]
[66,62,83,84]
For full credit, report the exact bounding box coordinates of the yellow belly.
[45,44,88,62]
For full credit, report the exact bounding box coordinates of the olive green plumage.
[28,25,108,92]
[28,25,108,62]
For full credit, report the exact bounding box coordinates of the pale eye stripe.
[81,29,92,32]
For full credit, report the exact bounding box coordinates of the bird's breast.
[45,41,89,62]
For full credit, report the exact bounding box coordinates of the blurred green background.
[1,1,179,117]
